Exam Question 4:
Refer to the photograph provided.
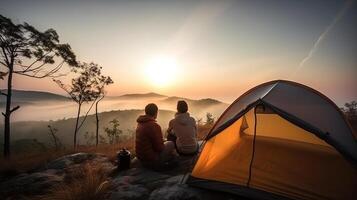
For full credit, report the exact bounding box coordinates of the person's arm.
[192,117,198,137]
[167,119,174,135]
[150,123,165,152]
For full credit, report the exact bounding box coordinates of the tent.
[186,80,357,200]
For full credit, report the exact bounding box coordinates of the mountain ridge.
[0,89,227,104]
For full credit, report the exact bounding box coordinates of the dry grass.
[197,124,214,140]
[76,140,135,162]
[37,163,111,200]
[0,149,74,177]
[0,139,135,178]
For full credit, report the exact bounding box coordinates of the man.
[135,103,175,170]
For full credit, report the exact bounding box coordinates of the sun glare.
[145,55,178,87]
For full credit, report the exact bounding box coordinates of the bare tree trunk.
[3,56,17,158]
[95,101,99,147]
[95,95,104,147]
[48,126,58,151]
[73,103,82,149]
[3,67,13,158]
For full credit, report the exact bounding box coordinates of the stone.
[109,184,150,200]
[149,185,202,200]
[44,152,96,170]
[0,172,63,196]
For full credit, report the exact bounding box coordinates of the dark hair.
[177,100,188,113]
[145,103,158,117]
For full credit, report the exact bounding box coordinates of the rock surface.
[0,152,115,198]
[109,156,242,200]
[1,152,243,200]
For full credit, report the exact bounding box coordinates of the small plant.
[104,119,122,145]
[47,125,62,151]
[84,131,95,146]
[205,112,215,125]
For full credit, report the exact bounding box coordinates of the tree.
[205,112,215,125]
[197,118,203,126]
[95,77,113,147]
[84,131,95,146]
[99,134,107,144]
[341,101,357,120]
[104,119,123,145]
[54,62,112,149]
[0,14,77,157]
[47,125,62,151]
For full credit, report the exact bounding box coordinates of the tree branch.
[0,91,7,96]
[22,51,52,72]
[1,46,10,67]
[76,98,97,132]
[15,60,65,79]
[10,105,20,113]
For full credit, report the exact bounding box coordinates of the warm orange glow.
[144,55,179,87]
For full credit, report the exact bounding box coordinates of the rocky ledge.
[0,153,242,200]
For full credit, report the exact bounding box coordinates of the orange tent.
[187,80,357,200]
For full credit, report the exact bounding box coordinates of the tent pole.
[247,105,259,187]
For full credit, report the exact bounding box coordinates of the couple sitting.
[135,100,198,170]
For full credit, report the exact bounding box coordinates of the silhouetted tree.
[341,101,357,120]
[95,77,113,147]
[104,119,123,144]
[197,118,203,126]
[54,62,111,149]
[47,125,62,151]
[0,14,77,158]
[205,112,215,125]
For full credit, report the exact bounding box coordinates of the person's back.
[168,101,198,155]
[135,103,175,170]
[136,115,163,162]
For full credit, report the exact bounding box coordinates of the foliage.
[54,62,113,149]
[205,112,215,125]
[47,125,62,151]
[0,14,77,157]
[341,101,357,120]
[54,62,112,105]
[84,131,95,146]
[0,14,78,78]
[104,119,123,145]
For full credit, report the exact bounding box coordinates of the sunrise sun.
[145,55,178,87]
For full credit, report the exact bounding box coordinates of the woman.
[167,100,198,155]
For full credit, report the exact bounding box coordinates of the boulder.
[0,171,63,196]
[0,152,115,198]
[44,152,97,170]
[109,184,150,200]
[149,185,203,200]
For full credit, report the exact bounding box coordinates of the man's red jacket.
[135,115,164,162]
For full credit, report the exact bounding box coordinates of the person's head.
[145,103,158,118]
[177,100,188,113]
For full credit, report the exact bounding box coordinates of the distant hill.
[0,109,176,146]
[0,89,69,106]
[109,92,167,100]
[0,90,228,122]
[161,96,223,106]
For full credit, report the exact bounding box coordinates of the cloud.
[292,0,354,77]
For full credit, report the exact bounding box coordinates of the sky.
[0,0,356,105]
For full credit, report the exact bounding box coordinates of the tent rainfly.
[186,80,357,200]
